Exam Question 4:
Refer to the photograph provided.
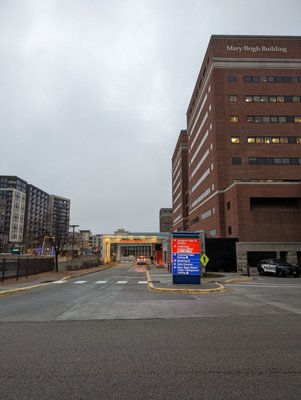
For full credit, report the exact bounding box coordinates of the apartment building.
[48,194,70,238]
[0,175,70,252]
[24,184,49,247]
[0,176,26,252]
[173,35,301,266]
[171,130,189,231]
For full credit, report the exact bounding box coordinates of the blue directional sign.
[171,232,201,284]
[172,253,200,275]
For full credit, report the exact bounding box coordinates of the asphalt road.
[0,263,300,399]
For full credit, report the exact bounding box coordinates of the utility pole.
[69,224,79,261]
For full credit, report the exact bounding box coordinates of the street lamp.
[1,211,5,253]
[69,224,79,261]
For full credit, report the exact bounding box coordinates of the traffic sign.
[171,233,201,283]
[200,253,209,266]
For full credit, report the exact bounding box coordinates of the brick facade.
[175,35,301,244]
[172,130,188,231]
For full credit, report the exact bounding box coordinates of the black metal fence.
[1,256,54,282]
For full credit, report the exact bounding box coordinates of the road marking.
[51,280,150,285]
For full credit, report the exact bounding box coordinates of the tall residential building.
[48,195,71,237]
[24,184,49,247]
[0,176,27,252]
[171,130,188,231]
[159,208,173,232]
[0,175,71,252]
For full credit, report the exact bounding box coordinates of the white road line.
[74,280,87,284]
[52,280,66,284]
[95,281,108,284]
[116,281,127,284]
[138,281,148,284]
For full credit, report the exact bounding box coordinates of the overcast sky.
[1,0,300,234]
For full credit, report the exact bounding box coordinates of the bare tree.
[43,216,69,272]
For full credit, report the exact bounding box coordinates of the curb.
[146,271,225,294]
[0,282,51,297]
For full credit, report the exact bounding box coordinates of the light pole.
[1,211,5,253]
[69,224,79,261]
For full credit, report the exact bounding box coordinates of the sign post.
[171,232,201,284]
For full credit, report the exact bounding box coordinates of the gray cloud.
[1,0,300,233]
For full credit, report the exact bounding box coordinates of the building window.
[227,201,231,210]
[232,157,241,165]
[230,116,239,123]
[248,157,301,165]
[201,210,212,220]
[228,226,232,235]
[228,76,237,82]
[244,75,301,83]
[247,136,300,144]
[191,216,200,225]
[245,95,301,103]
[229,95,237,102]
[231,137,240,143]
[246,116,301,123]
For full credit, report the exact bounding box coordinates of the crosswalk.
[52,280,148,285]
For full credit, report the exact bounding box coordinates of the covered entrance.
[101,232,169,263]
[120,244,152,258]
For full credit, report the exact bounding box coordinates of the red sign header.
[172,238,200,254]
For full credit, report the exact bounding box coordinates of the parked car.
[136,256,148,265]
[257,259,300,277]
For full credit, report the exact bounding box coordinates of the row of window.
[232,157,301,165]
[228,75,301,83]
[244,76,301,83]
[230,115,301,123]
[231,136,301,144]
[190,208,215,225]
[229,95,301,103]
